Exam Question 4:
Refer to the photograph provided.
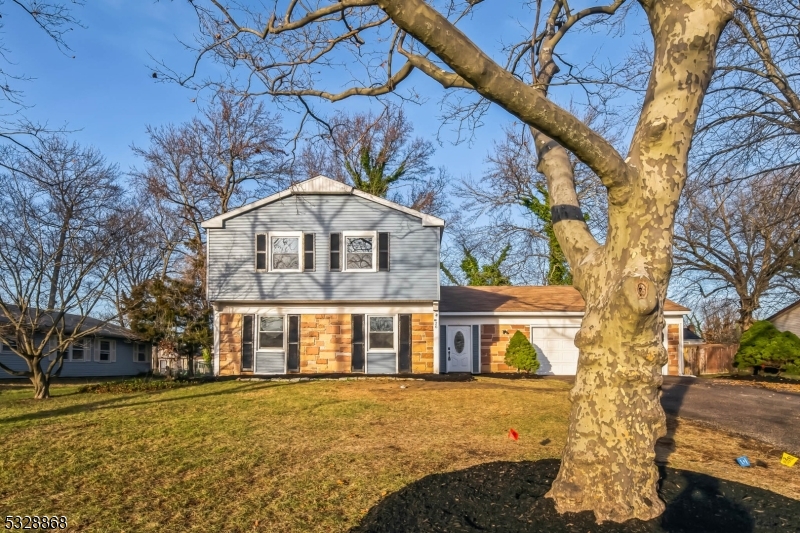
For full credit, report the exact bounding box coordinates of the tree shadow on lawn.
[0,381,293,425]
[351,459,800,532]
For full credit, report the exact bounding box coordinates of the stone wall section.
[299,314,352,373]
[411,314,434,373]
[667,324,680,376]
[480,324,530,373]
[218,313,243,376]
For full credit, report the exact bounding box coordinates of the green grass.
[0,378,573,532]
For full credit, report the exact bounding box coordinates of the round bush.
[504,331,540,373]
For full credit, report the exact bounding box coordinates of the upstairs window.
[343,232,377,272]
[271,233,301,271]
[255,232,303,272]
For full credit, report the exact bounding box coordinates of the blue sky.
[2,1,646,180]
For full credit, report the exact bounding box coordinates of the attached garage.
[439,286,690,376]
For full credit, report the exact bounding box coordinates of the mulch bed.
[711,374,800,394]
[351,459,800,532]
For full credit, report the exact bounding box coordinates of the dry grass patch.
[0,377,795,532]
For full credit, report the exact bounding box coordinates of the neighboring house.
[204,175,692,377]
[0,310,153,379]
[767,299,800,337]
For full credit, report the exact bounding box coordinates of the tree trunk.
[546,267,668,522]
[31,358,51,400]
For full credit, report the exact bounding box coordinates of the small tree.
[734,320,800,373]
[504,331,540,374]
[442,245,512,286]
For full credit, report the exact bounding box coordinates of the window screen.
[259,316,284,350]
[368,316,394,350]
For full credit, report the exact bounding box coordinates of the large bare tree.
[175,0,734,522]
[0,136,128,399]
[131,89,288,247]
[674,172,800,331]
[295,103,447,214]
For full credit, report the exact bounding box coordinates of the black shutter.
[242,315,254,371]
[330,233,341,271]
[351,314,365,372]
[398,314,411,373]
[255,235,267,271]
[378,232,390,271]
[303,233,315,272]
[287,315,300,372]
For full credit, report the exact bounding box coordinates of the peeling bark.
[544,0,734,522]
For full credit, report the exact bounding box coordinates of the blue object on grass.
[736,456,751,467]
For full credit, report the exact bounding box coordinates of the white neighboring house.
[767,299,800,337]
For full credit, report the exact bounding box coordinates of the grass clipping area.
[0,378,796,532]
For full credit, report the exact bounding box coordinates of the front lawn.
[0,378,796,532]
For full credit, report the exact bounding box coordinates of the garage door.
[530,326,580,375]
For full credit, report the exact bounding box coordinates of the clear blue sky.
[2,1,645,180]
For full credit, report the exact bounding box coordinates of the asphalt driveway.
[661,376,800,454]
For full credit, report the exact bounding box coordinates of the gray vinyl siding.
[771,305,800,337]
[367,352,396,374]
[0,338,151,379]
[256,352,285,374]
[207,194,440,302]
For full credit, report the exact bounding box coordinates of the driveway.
[661,376,800,454]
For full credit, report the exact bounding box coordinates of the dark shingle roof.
[0,307,142,340]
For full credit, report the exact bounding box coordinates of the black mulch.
[350,460,800,533]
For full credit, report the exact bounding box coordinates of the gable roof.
[766,298,800,322]
[201,175,445,229]
[440,286,690,314]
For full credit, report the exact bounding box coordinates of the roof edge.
[201,175,445,229]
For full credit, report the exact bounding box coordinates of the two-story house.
[202,175,442,376]
[203,175,691,377]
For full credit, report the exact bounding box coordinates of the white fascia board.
[201,189,292,229]
[219,303,435,315]
[349,189,445,227]
[201,175,445,229]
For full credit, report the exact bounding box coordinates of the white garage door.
[530,326,580,375]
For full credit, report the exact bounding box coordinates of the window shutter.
[378,232,390,271]
[93,338,99,362]
[255,234,267,270]
[330,233,341,271]
[111,340,117,363]
[146,344,152,362]
[303,233,315,272]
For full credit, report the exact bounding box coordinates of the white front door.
[447,326,471,372]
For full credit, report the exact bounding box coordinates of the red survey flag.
[508,428,519,441]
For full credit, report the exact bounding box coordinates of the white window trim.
[256,314,287,374]
[268,231,303,273]
[65,338,91,362]
[366,314,398,353]
[342,231,378,273]
[96,338,116,364]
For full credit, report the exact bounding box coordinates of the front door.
[446,326,471,373]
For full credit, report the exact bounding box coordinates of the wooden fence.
[683,343,738,376]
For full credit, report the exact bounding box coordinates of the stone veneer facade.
[216,312,435,374]
[667,323,681,376]
[480,324,531,373]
